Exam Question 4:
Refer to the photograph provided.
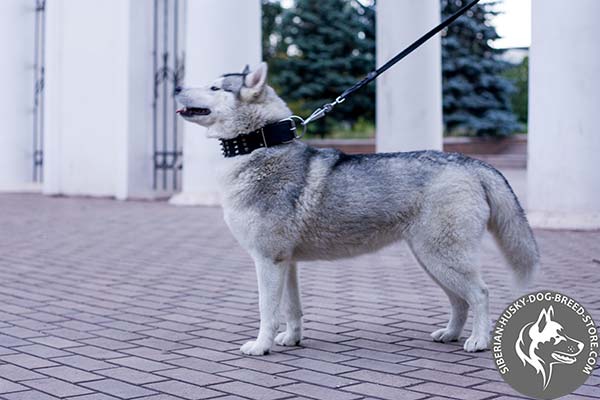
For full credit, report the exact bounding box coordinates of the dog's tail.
[478,166,539,288]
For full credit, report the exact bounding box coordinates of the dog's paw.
[463,334,490,352]
[431,328,460,343]
[240,340,271,356]
[275,331,301,347]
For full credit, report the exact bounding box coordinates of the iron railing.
[33,0,46,182]
[152,0,185,191]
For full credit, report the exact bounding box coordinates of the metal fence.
[152,0,185,191]
[33,0,46,182]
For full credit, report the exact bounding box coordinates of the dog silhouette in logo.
[515,306,584,389]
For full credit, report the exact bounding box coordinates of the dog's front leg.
[240,256,286,356]
[275,262,303,346]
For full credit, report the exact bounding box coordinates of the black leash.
[297,0,481,131]
[218,0,481,158]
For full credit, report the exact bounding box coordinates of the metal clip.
[302,96,346,127]
[303,107,327,126]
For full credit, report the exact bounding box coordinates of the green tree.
[262,0,375,137]
[503,56,528,126]
[262,0,283,60]
[441,0,521,136]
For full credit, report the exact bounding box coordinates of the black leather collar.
[219,120,296,158]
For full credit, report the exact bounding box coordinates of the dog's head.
[175,62,291,139]
[515,306,584,389]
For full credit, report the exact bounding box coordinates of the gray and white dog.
[176,63,539,355]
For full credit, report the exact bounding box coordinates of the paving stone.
[342,382,427,400]
[81,338,136,351]
[283,358,357,375]
[220,368,295,388]
[43,328,96,341]
[68,345,124,360]
[279,369,357,388]
[209,381,289,400]
[0,346,18,356]
[14,344,70,358]
[2,390,60,400]
[283,348,355,363]
[0,327,45,339]
[52,355,113,371]
[166,356,237,373]
[0,354,58,369]
[0,377,27,394]
[82,378,157,399]
[280,383,362,400]
[97,366,167,385]
[130,337,190,351]
[0,364,45,381]
[342,358,414,374]
[174,347,239,362]
[120,346,182,361]
[36,365,102,383]
[340,370,420,388]
[157,367,229,386]
[341,348,413,363]
[29,336,81,349]
[0,334,29,348]
[405,368,486,387]
[181,337,240,352]
[410,382,496,400]
[108,356,172,372]
[404,357,481,374]
[68,394,120,400]
[225,357,297,374]
[25,377,92,397]
[133,395,181,400]
[146,380,222,399]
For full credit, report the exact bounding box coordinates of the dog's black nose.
[174,86,183,95]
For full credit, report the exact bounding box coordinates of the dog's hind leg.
[275,262,303,347]
[409,243,469,343]
[409,240,490,352]
[424,269,468,342]
[240,256,286,356]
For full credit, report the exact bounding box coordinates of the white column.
[528,0,600,229]
[376,0,443,152]
[170,0,261,206]
[44,0,155,199]
[0,1,36,191]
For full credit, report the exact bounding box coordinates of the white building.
[0,0,598,229]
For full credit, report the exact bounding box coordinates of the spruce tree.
[441,0,521,136]
[263,0,375,136]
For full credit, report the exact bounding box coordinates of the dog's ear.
[535,307,552,333]
[242,62,268,98]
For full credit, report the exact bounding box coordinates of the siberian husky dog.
[176,63,539,355]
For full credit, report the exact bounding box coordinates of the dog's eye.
[210,86,220,91]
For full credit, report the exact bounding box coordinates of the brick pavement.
[0,193,598,400]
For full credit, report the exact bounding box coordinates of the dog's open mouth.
[552,351,577,364]
[177,107,211,117]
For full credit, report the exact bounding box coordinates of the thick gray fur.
[176,62,540,355]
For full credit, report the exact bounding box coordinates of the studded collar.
[219,120,297,158]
